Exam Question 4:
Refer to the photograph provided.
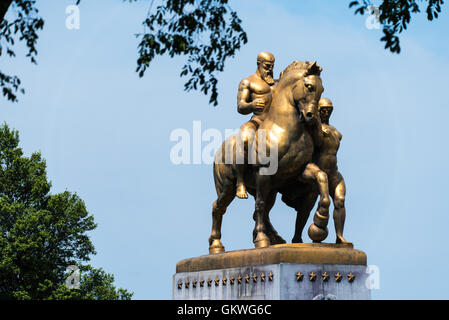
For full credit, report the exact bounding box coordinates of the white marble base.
[173,263,371,300]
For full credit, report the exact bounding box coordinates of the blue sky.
[2,0,449,299]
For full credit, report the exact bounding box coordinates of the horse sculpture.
[208,61,332,254]
[279,179,320,243]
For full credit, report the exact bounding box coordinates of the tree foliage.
[0,123,132,299]
[0,0,445,104]
[0,0,43,102]
[135,0,247,106]
[349,0,444,53]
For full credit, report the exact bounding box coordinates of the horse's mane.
[279,60,322,79]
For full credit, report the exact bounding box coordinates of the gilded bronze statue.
[178,52,367,300]
[209,58,335,254]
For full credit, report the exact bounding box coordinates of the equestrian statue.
[208,52,349,254]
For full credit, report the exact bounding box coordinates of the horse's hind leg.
[291,192,318,243]
[208,184,236,254]
[253,172,272,248]
[252,191,286,245]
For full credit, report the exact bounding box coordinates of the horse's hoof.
[254,232,271,248]
[308,224,328,242]
[209,239,225,254]
[291,237,303,243]
[269,234,286,245]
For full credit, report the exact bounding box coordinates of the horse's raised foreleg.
[301,163,331,242]
[253,171,272,248]
[208,184,236,254]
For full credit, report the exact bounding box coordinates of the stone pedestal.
[173,243,370,300]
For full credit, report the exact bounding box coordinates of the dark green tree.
[0,0,445,104]
[0,123,132,300]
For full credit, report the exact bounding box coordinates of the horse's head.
[278,61,324,125]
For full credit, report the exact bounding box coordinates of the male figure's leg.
[236,121,256,199]
[329,171,348,243]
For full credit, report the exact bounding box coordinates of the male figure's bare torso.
[316,123,342,175]
[238,74,273,120]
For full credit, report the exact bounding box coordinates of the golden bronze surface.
[177,243,366,273]
[209,56,343,254]
[335,272,342,282]
[347,272,355,282]
[177,270,357,291]
[207,279,212,287]
[278,96,348,245]
[252,273,258,282]
[201,53,364,275]
[309,272,317,281]
[235,51,276,200]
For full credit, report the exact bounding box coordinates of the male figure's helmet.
[318,98,333,109]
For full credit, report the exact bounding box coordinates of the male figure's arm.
[333,126,343,141]
[237,78,264,115]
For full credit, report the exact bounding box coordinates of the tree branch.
[0,0,13,23]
